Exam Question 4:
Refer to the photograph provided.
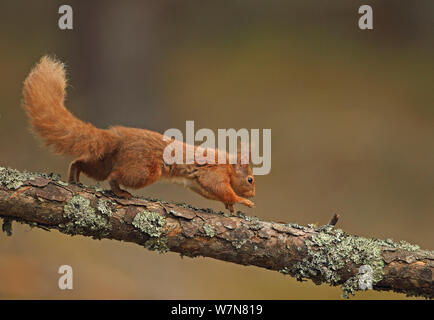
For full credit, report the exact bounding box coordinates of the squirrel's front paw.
[241,199,255,208]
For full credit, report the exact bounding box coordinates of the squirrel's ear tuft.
[232,162,249,175]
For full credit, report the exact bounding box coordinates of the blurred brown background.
[0,0,433,299]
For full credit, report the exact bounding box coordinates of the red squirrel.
[22,56,255,212]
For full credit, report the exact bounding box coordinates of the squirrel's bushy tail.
[22,56,118,159]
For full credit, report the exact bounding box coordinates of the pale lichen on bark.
[279,224,424,298]
[63,195,112,237]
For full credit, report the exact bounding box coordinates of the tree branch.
[0,167,432,298]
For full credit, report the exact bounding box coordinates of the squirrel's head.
[230,163,255,198]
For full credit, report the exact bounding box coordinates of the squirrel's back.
[22,56,118,159]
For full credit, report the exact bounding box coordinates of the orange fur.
[22,56,255,212]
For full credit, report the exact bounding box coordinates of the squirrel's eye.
[247,177,253,184]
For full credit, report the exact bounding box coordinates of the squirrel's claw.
[225,198,254,212]
[241,199,255,208]
[225,203,235,213]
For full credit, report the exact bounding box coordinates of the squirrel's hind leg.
[108,171,133,199]
[107,163,162,199]
[68,160,83,183]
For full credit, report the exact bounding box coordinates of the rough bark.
[0,167,432,298]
